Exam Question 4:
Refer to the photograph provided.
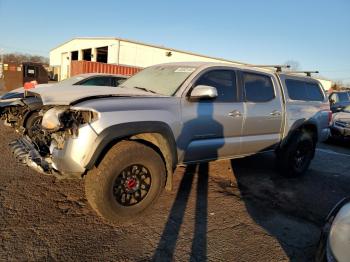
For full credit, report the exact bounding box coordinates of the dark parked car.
[329,91,350,113]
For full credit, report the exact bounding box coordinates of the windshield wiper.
[132,86,158,94]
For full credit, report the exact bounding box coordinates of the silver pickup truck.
[9,62,331,222]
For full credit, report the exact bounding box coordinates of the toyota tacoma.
[7,62,331,222]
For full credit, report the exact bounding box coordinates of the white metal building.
[49,37,244,80]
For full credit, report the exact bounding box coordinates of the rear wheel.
[85,141,166,223]
[276,131,315,177]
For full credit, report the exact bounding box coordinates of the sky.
[0,0,349,84]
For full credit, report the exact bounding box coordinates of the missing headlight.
[42,107,99,137]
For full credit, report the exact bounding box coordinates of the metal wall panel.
[70,61,142,77]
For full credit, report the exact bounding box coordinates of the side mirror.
[189,85,218,100]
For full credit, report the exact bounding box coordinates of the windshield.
[338,92,350,102]
[120,65,197,96]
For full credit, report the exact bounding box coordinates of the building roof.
[51,37,248,66]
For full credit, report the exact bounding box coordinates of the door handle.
[228,110,242,117]
[270,110,281,116]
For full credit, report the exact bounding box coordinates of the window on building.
[194,69,238,102]
[82,49,92,61]
[71,51,78,61]
[243,73,274,102]
[286,79,324,101]
[96,46,108,63]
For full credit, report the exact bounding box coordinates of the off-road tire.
[85,140,166,223]
[276,131,315,177]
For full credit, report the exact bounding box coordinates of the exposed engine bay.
[7,103,98,177]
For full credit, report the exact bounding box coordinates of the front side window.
[194,69,237,102]
[286,79,324,101]
[243,73,274,102]
[79,77,112,86]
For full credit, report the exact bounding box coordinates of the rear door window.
[243,73,275,102]
[285,79,324,101]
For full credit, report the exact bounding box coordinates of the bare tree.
[2,52,49,65]
[284,60,300,71]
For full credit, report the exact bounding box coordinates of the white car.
[0,73,128,100]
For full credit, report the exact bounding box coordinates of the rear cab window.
[285,79,324,102]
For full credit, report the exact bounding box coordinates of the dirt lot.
[1,124,350,261]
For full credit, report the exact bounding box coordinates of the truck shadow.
[223,152,350,261]
[153,163,209,261]
[154,100,221,261]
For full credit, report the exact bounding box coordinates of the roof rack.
[249,64,291,72]
[287,71,319,77]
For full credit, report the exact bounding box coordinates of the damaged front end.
[9,105,99,179]
[0,96,43,133]
[0,100,27,130]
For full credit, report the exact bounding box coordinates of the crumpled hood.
[28,84,161,105]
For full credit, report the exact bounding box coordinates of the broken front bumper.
[10,136,51,174]
[9,136,82,179]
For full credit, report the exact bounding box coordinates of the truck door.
[240,71,283,155]
[179,68,244,162]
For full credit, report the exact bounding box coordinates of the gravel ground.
[1,124,350,261]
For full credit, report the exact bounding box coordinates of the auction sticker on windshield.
[174,68,196,73]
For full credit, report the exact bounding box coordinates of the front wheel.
[25,111,42,139]
[276,131,315,177]
[85,141,166,223]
